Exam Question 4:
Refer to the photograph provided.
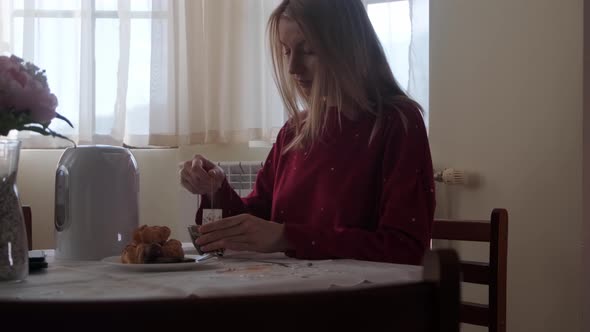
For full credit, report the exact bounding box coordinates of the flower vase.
[0,139,28,282]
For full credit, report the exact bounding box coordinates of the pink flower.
[0,55,58,124]
[0,56,20,73]
[0,55,71,142]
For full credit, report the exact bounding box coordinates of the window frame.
[9,1,168,144]
[362,0,406,7]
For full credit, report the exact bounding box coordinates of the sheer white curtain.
[0,0,284,148]
[170,0,283,147]
[364,0,429,122]
[408,0,429,121]
[0,1,10,53]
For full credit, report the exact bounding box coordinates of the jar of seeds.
[0,139,28,282]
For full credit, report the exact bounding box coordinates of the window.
[2,0,426,147]
[6,0,168,144]
[364,0,430,124]
[365,0,412,90]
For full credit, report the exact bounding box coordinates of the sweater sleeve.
[195,128,285,225]
[283,107,435,265]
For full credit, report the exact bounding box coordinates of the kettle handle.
[55,166,70,232]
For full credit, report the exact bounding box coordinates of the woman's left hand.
[195,214,291,253]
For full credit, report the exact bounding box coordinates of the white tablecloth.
[0,245,422,301]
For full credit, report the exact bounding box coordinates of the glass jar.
[0,139,28,282]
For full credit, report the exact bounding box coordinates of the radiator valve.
[434,168,466,185]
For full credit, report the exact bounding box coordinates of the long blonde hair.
[268,0,421,152]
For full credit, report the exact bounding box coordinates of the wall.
[584,0,590,328]
[18,144,270,250]
[430,0,584,331]
[15,0,587,330]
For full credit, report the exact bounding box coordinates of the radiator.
[217,161,264,197]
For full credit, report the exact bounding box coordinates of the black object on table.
[29,250,48,272]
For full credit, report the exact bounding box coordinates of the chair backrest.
[0,249,461,332]
[22,206,32,251]
[431,208,508,332]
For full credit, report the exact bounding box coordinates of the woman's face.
[278,17,318,95]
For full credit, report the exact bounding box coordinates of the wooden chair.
[0,249,461,332]
[22,205,32,251]
[431,208,508,332]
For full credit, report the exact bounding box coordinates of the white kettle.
[54,145,139,260]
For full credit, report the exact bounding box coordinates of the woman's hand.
[195,214,291,253]
[179,154,225,195]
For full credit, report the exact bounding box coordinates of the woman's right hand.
[179,155,225,195]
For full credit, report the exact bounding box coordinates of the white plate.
[101,255,205,272]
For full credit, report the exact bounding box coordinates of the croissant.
[132,225,147,244]
[122,225,180,264]
[140,243,163,263]
[138,226,171,244]
[161,239,184,259]
[121,242,163,264]
[121,243,138,264]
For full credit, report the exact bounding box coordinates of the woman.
[179,0,434,265]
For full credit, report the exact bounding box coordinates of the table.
[0,244,422,301]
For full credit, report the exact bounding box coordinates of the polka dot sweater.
[197,105,435,265]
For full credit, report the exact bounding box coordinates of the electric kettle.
[54,145,139,260]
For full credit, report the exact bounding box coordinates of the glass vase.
[0,139,28,282]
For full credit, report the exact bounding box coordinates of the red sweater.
[197,105,435,265]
